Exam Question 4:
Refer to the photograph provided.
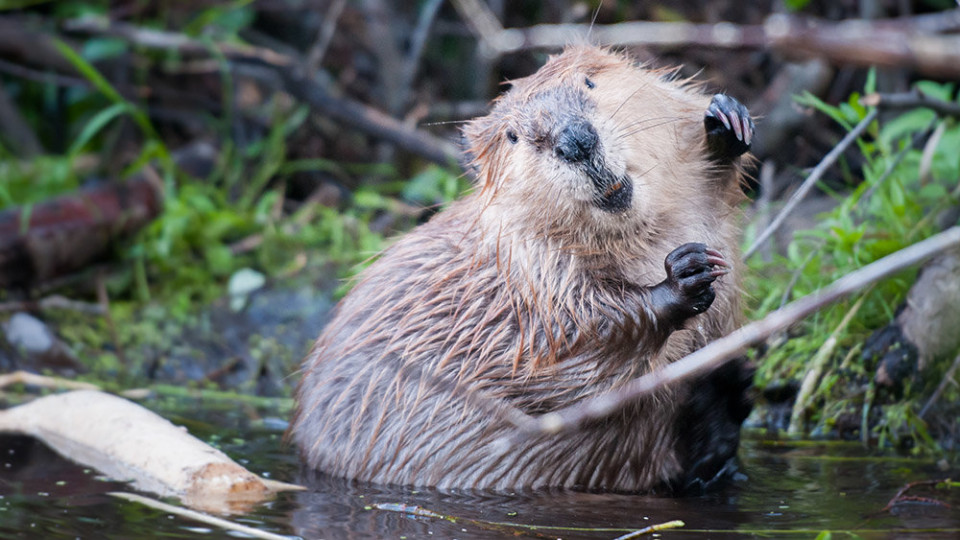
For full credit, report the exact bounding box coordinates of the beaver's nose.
[554,121,598,163]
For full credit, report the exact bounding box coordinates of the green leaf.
[879,109,935,148]
[82,37,128,62]
[915,80,954,102]
[204,245,235,277]
[864,67,877,95]
[54,39,172,169]
[795,91,851,130]
[783,0,812,10]
[67,102,129,157]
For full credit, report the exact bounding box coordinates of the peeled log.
[0,390,301,513]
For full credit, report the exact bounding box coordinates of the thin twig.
[398,0,445,100]
[508,226,960,439]
[862,90,960,118]
[612,520,686,539]
[306,0,347,73]
[879,479,951,514]
[109,492,296,540]
[779,243,822,309]
[858,117,937,205]
[744,109,878,260]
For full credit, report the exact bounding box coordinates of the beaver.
[292,45,755,493]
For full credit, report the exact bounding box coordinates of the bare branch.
[450,8,960,78]
[306,0,347,74]
[62,16,293,67]
[60,15,461,167]
[744,109,878,260]
[510,226,960,439]
[862,90,960,118]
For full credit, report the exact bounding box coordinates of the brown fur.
[291,46,747,491]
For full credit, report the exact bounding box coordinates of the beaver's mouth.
[586,163,633,213]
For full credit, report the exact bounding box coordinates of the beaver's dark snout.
[554,121,598,163]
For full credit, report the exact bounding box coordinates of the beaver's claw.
[664,242,729,317]
[704,94,754,161]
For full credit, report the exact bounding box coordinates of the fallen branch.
[61,16,461,167]
[510,226,960,438]
[0,390,303,513]
[451,1,960,79]
[277,65,460,166]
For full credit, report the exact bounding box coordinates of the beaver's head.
[464,46,707,235]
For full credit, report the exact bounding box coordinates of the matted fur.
[291,46,747,491]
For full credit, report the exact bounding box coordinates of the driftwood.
[507,226,960,440]
[453,0,960,79]
[0,390,303,513]
[0,174,162,289]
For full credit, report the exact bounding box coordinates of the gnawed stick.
[509,226,960,439]
[0,390,303,513]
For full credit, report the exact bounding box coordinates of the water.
[1,401,957,539]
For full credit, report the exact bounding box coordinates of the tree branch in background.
[507,226,960,440]
[451,1,960,79]
[60,16,461,167]
[305,0,347,74]
[862,91,960,118]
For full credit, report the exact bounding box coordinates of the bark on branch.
[452,0,960,79]
[60,16,461,167]
[508,226,960,440]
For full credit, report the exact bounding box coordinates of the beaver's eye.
[585,77,595,89]
[506,130,519,144]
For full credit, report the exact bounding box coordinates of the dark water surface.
[1,399,957,539]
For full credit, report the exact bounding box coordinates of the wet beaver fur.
[292,46,755,493]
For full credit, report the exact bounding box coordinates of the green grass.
[746,72,960,449]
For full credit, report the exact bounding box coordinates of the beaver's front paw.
[663,242,730,317]
[704,94,753,162]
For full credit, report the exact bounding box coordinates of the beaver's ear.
[460,115,503,188]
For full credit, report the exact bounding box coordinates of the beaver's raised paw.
[663,242,730,317]
[704,94,754,162]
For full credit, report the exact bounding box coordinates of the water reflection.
[2,432,958,539]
